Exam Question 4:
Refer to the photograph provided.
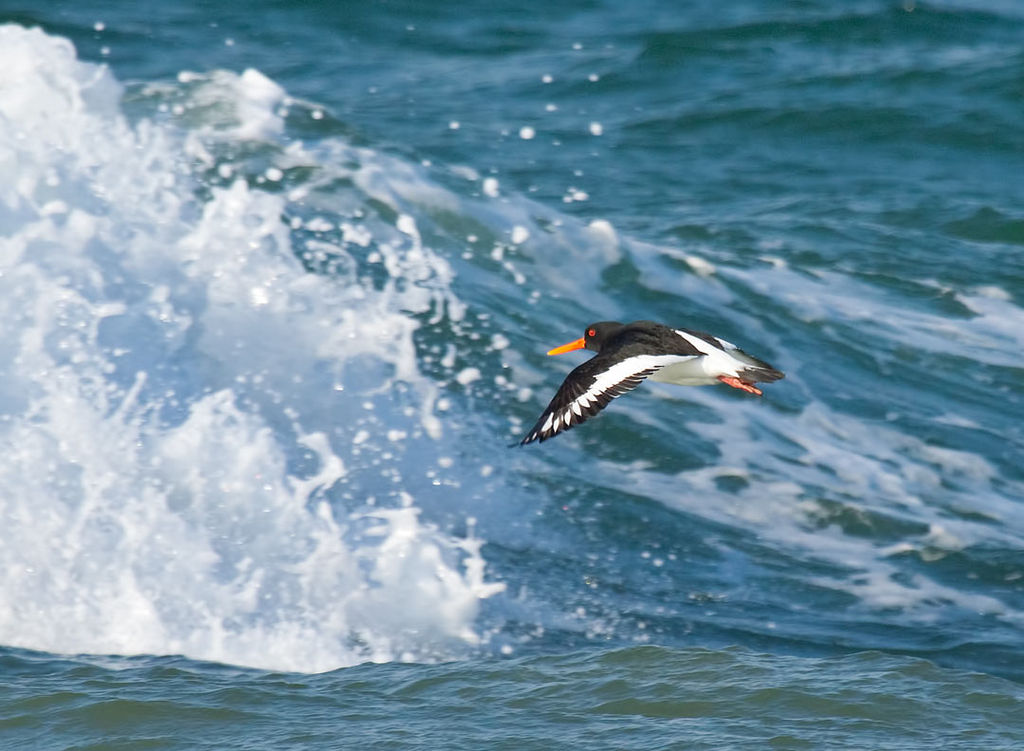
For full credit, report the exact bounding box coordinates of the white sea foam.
[4,18,1018,666]
[724,263,1024,368]
[598,366,1024,624]
[0,25,503,672]
[480,196,1024,640]
[532,225,1024,626]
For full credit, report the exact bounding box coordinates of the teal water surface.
[1,0,1022,748]
[4,645,1024,750]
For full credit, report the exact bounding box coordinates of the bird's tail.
[734,349,785,383]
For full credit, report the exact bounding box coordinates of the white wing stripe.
[525,353,703,442]
[675,328,736,352]
[581,354,684,399]
[542,354,690,434]
[674,329,718,355]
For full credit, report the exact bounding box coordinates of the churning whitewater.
[0,25,504,673]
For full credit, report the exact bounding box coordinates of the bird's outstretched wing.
[520,353,693,445]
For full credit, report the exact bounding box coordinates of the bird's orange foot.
[718,375,762,395]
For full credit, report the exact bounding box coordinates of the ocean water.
[0,0,1022,748]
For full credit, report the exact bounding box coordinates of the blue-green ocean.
[1,1,1023,748]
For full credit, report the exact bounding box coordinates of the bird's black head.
[582,321,624,352]
[546,321,624,356]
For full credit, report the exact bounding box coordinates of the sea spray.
[0,24,502,672]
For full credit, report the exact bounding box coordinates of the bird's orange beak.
[547,337,586,356]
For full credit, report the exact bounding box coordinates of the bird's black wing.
[519,352,691,445]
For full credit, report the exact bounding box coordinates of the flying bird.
[520,320,784,445]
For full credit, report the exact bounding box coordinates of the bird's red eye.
[587,328,596,337]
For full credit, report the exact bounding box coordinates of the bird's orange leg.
[718,375,762,395]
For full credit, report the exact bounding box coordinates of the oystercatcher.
[520,320,784,445]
